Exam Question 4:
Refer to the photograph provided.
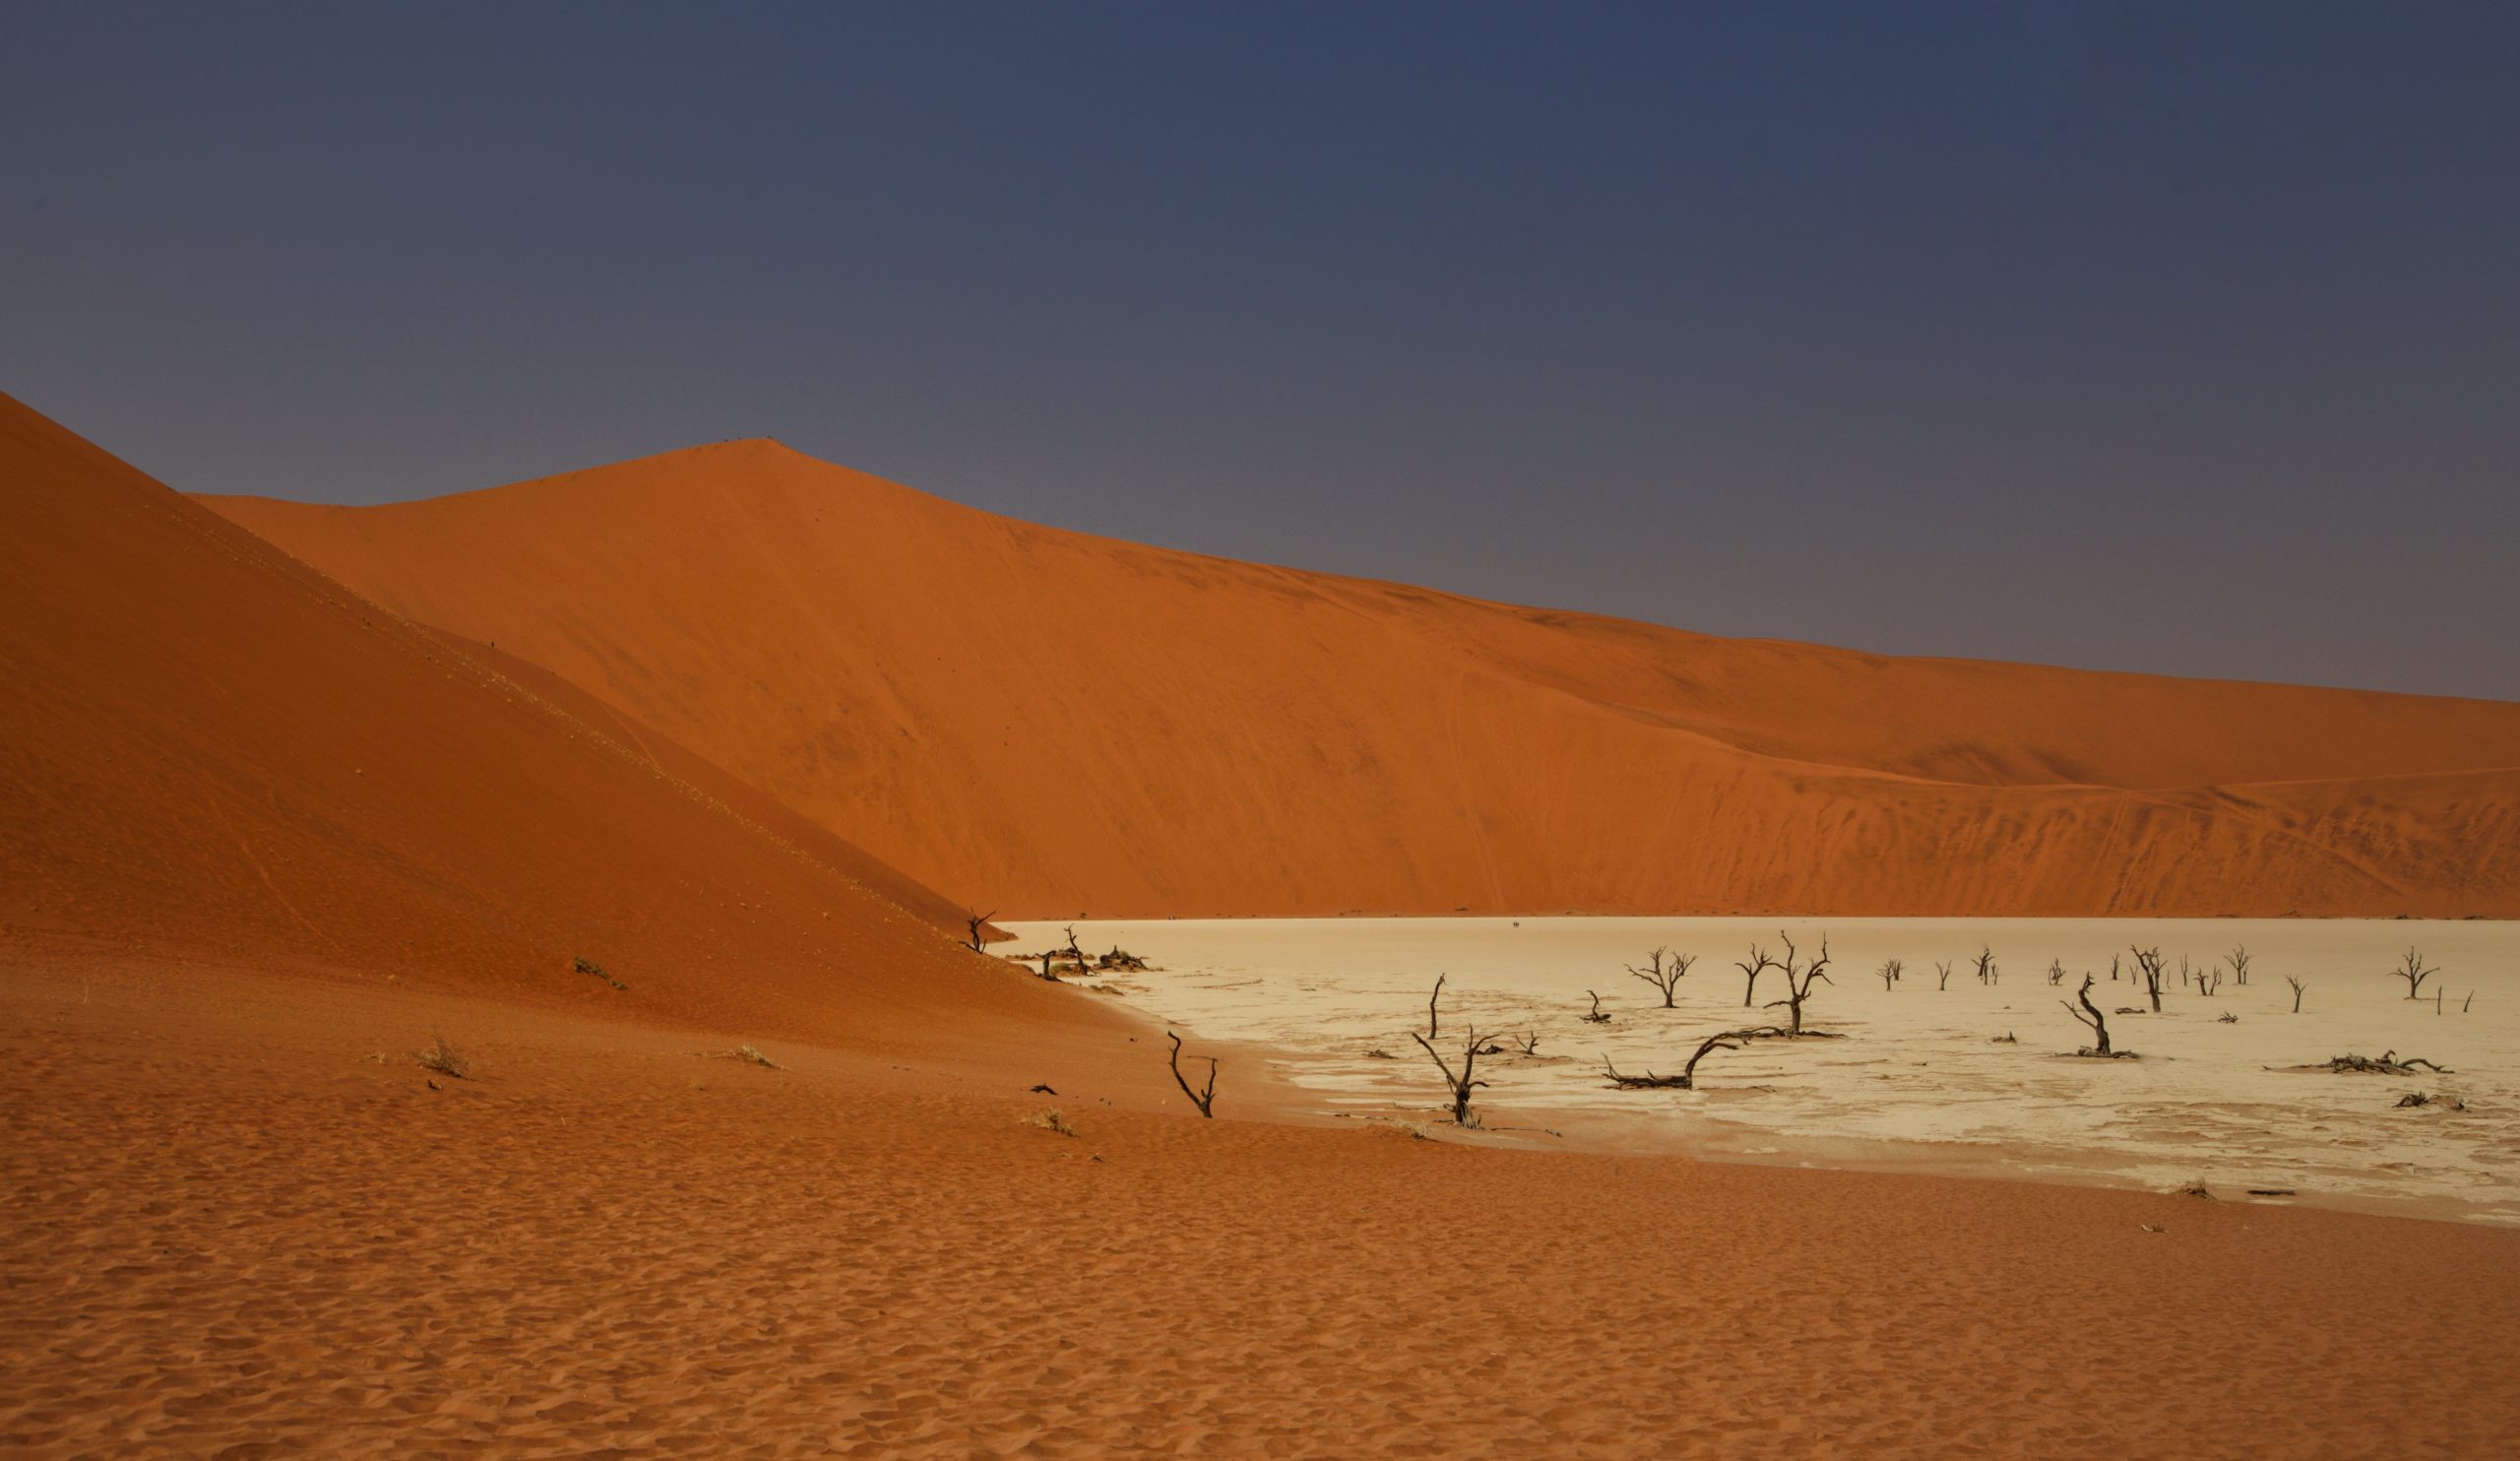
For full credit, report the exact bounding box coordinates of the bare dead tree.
[1735,943,1779,1008]
[1761,930,1833,1036]
[1166,1031,1217,1117]
[1626,948,1696,1007]
[2109,952,2122,983]
[1427,973,1447,1039]
[2284,974,2306,1013]
[1973,946,1998,986]
[1511,1031,1541,1055]
[2390,946,2437,1000]
[2129,945,2168,1013]
[2046,958,2067,987]
[2062,974,2115,1056]
[1934,959,1954,991]
[1602,1029,1751,1090]
[1581,989,1612,1024]
[1410,1023,1489,1126]
[2463,990,2476,1014]
[2226,944,2253,986]
[1878,957,1904,990]
[1061,923,1085,961]
[2192,959,2224,998]
[964,910,996,953]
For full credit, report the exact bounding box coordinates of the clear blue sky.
[7,2,2516,699]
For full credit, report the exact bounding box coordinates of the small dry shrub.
[415,1032,471,1079]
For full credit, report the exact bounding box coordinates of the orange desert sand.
[206,439,2520,921]
[6,391,2519,1456]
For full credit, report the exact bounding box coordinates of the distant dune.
[0,395,1078,1052]
[202,440,2520,921]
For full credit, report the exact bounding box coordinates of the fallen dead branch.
[1600,1029,1752,1090]
[2323,1050,2452,1075]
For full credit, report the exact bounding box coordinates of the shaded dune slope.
[204,441,2520,920]
[0,396,1077,1051]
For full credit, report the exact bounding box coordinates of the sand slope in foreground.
[7,958,2517,1458]
[205,441,2520,920]
[0,394,1067,1051]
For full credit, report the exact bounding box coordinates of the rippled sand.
[1006,917,2520,1224]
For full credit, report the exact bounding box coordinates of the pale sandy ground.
[1006,918,2520,1225]
[10,950,2520,1458]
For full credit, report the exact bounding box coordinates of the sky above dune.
[6,3,2516,700]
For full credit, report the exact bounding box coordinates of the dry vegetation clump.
[2323,1050,2452,1075]
[571,955,628,989]
[414,1032,471,1079]
[1025,1108,1079,1136]
[699,1044,784,1069]
[2395,1092,2468,1111]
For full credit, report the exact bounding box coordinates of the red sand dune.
[0,393,1071,1056]
[10,395,2520,1455]
[206,440,2520,920]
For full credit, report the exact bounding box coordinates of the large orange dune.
[207,440,2520,921]
[0,393,1074,1056]
[9,395,2520,1456]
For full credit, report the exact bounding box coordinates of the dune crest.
[201,440,2520,920]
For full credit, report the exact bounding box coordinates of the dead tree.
[1411,1024,1489,1126]
[1626,948,1696,1007]
[1973,946,1998,986]
[2062,974,2115,1056]
[2109,953,2122,983]
[1511,1031,1541,1055]
[1934,959,1954,991]
[1877,958,1904,990]
[2046,958,2068,987]
[1760,931,1832,1036]
[964,910,996,953]
[1581,989,1612,1024]
[2390,947,2437,1000]
[1061,923,1086,961]
[2192,959,2223,998]
[1735,944,1779,1008]
[1426,973,1447,1038]
[1602,1030,1750,1090]
[1166,1031,1217,1117]
[2129,946,2168,1013]
[2284,974,2306,1013]
[2226,944,2253,986]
